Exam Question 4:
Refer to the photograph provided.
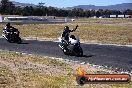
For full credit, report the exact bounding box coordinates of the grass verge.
[0,18,132,45]
[0,50,132,88]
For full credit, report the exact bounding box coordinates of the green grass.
[74,18,132,23]
[94,71,110,74]
[0,50,68,68]
[0,51,132,88]
[0,51,74,88]
[0,66,74,88]
[110,83,132,88]
[0,67,17,88]
[19,68,74,88]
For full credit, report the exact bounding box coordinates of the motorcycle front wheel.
[17,37,22,44]
[75,47,83,56]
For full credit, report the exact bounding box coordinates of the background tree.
[90,10,96,17]
[22,6,34,16]
[123,9,132,15]
[14,6,23,15]
[0,0,15,14]
[84,10,91,17]
[96,11,101,17]
[0,0,131,17]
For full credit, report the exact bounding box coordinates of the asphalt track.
[0,20,116,25]
[0,38,132,71]
[0,21,66,25]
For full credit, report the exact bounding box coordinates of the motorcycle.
[2,28,22,43]
[59,34,83,56]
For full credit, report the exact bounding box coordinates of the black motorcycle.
[2,28,22,43]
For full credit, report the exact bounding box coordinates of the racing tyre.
[17,37,22,44]
[76,76,86,86]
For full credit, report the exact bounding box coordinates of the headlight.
[14,32,18,34]
[6,32,10,34]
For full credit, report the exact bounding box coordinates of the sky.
[10,0,132,8]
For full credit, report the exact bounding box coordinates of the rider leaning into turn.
[3,22,19,34]
[61,25,78,50]
[5,22,14,29]
[62,25,78,42]
[3,23,14,33]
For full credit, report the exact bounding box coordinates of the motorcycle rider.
[61,25,78,50]
[3,23,12,33]
[3,22,19,36]
[5,22,14,29]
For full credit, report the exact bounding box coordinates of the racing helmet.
[64,26,69,30]
[6,22,10,27]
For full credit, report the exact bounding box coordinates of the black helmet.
[6,22,10,27]
[64,26,69,30]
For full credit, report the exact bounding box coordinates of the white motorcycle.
[59,34,83,56]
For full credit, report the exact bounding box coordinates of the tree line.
[0,0,132,17]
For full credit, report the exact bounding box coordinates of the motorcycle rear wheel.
[75,47,83,56]
[17,37,22,44]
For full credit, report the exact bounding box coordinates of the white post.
[65,18,67,22]
[0,15,2,22]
